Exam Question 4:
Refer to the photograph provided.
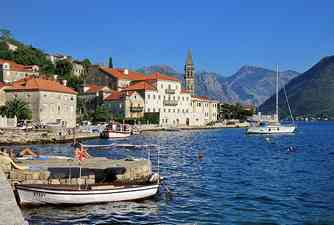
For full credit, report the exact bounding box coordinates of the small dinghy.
[15,182,159,206]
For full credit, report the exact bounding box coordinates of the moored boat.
[247,122,296,134]
[247,65,296,134]
[100,130,131,138]
[100,123,132,138]
[15,183,159,206]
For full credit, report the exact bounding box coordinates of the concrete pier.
[0,169,26,225]
[0,129,99,145]
[6,157,152,186]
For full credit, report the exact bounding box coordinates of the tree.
[1,98,32,120]
[81,58,91,67]
[108,57,113,68]
[55,59,73,77]
[91,106,112,122]
[80,58,92,83]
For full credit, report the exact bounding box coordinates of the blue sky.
[1,0,333,76]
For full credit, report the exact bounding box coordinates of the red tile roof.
[0,59,38,73]
[6,77,77,95]
[144,72,179,82]
[99,67,146,81]
[104,91,124,101]
[0,82,7,89]
[123,81,156,91]
[84,85,110,93]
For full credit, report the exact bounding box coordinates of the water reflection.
[23,200,160,225]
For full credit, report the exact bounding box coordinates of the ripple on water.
[21,122,334,225]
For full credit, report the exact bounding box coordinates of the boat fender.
[149,173,160,183]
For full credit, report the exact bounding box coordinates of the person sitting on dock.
[74,142,91,161]
[3,147,44,160]
[18,147,40,158]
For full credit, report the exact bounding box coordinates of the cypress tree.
[108,57,113,68]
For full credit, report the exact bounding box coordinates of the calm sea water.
[21,122,334,225]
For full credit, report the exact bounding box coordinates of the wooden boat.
[15,183,159,206]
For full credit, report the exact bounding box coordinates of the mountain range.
[260,55,334,118]
[137,65,299,106]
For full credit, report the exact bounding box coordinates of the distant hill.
[259,56,334,119]
[137,65,179,76]
[223,66,299,105]
[137,65,299,105]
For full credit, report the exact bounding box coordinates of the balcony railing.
[165,89,175,94]
[130,106,144,112]
[163,100,178,106]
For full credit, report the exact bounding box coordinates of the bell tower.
[184,49,195,96]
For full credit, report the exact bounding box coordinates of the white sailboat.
[247,65,296,134]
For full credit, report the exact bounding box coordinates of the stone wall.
[0,169,26,225]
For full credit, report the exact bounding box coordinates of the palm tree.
[1,98,32,120]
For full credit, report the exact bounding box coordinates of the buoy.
[288,146,296,153]
[197,152,204,160]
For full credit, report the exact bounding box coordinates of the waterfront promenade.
[0,122,248,145]
[0,169,26,225]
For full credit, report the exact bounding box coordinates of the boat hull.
[247,125,296,134]
[16,184,159,206]
[100,131,131,138]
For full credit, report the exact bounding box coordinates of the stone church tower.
[184,49,195,96]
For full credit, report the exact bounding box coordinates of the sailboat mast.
[276,64,279,121]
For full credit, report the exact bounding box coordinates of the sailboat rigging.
[247,65,296,134]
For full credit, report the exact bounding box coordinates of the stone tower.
[184,49,195,96]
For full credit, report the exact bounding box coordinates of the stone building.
[103,90,145,119]
[78,84,112,113]
[86,66,145,91]
[72,61,85,77]
[191,96,219,125]
[0,82,9,106]
[4,42,18,51]
[46,53,69,64]
[4,77,77,128]
[104,72,218,126]
[184,49,195,96]
[0,59,39,83]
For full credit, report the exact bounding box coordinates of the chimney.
[62,79,67,86]
[124,69,129,75]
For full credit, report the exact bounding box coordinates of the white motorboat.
[247,65,296,134]
[15,183,159,206]
[100,130,131,138]
[100,123,132,138]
